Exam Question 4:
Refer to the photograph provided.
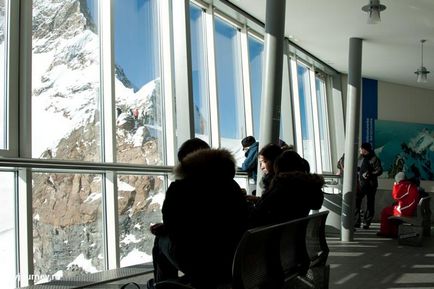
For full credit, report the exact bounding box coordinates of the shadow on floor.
[327,223,434,289]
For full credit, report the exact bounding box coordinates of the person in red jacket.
[377,171,421,238]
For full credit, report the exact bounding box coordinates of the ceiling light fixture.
[415,39,430,83]
[362,0,386,24]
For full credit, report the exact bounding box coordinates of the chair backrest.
[232,223,284,289]
[232,213,327,289]
[279,216,310,283]
[419,196,432,236]
[305,211,330,268]
[419,196,431,218]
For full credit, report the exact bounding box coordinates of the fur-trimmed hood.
[174,148,237,180]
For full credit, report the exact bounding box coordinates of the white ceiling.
[228,0,434,91]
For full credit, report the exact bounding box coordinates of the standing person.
[355,142,383,229]
[239,136,259,184]
[148,140,248,289]
[377,171,421,238]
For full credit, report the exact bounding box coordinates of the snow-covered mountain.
[29,0,163,282]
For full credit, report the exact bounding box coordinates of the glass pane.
[190,3,210,142]
[32,0,101,161]
[248,35,263,138]
[0,171,16,288]
[316,77,332,172]
[297,64,316,170]
[114,0,164,165]
[118,174,165,267]
[214,17,245,148]
[33,172,104,283]
[0,0,6,149]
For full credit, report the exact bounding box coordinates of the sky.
[86,0,158,90]
[87,0,261,140]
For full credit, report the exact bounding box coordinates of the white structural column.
[258,0,286,148]
[342,38,363,242]
[256,0,286,194]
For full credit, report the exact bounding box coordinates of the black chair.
[155,280,196,289]
[304,211,330,289]
[154,213,331,289]
[389,196,432,246]
[232,223,285,289]
[279,216,310,284]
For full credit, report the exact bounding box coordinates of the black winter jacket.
[358,152,383,189]
[162,149,248,286]
[248,171,324,228]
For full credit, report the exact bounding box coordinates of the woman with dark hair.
[257,143,283,193]
[248,150,324,228]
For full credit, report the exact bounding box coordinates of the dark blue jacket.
[240,142,259,182]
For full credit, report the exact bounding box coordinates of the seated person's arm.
[150,222,167,236]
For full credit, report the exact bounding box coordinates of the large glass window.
[214,17,245,148]
[190,3,210,142]
[118,174,165,267]
[114,0,164,165]
[297,63,316,169]
[248,35,263,138]
[316,77,332,172]
[0,171,16,288]
[32,0,101,161]
[0,0,7,150]
[32,172,104,283]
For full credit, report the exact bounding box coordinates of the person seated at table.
[148,139,248,289]
[248,150,324,228]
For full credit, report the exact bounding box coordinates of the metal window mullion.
[280,51,294,147]
[290,58,303,153]
[240,26,253,136]
[328,74,345,172]
[205,8,220,148]
[213,10,243,30]
[172,0,194,147]
[99,0,119,270]
[2,0,19,158]
[16,0,33,286]
[160,0,176,166]
[7,1,20,285]
[310,69,321,173]
[17,169,33,287]
[320,77,333,173]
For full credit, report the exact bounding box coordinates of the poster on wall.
[375,119,434,180]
